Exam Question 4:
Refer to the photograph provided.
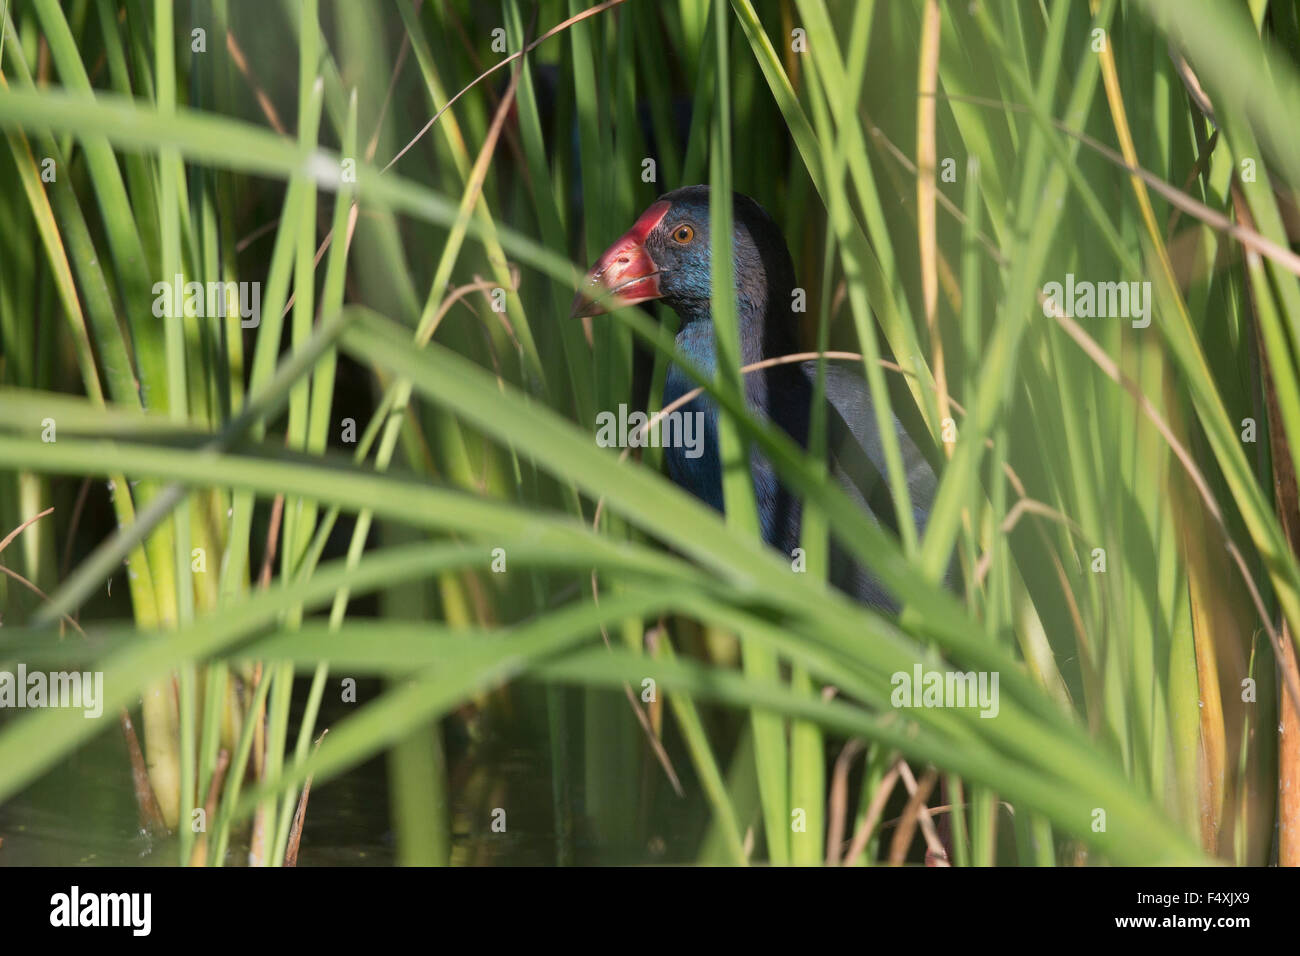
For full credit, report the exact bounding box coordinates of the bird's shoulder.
[798,360,938,508]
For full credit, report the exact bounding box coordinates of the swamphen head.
[571,185,800,358]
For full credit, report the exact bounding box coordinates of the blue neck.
[661,292,806,540]
[669,287,788,377]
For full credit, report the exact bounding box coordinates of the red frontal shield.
[570,200,673,317]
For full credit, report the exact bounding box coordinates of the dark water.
[0,715,392,867]
[0,681,717,866]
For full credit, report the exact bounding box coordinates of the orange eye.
[671,224,694,244]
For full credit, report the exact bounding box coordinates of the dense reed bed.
[2,0,1299,866]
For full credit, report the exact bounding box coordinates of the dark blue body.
[663,317,935,609]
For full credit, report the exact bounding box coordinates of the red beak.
[570,200,672,317]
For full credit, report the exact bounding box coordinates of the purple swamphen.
[572,185,939,610]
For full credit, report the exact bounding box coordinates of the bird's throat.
[671,290,778,371]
